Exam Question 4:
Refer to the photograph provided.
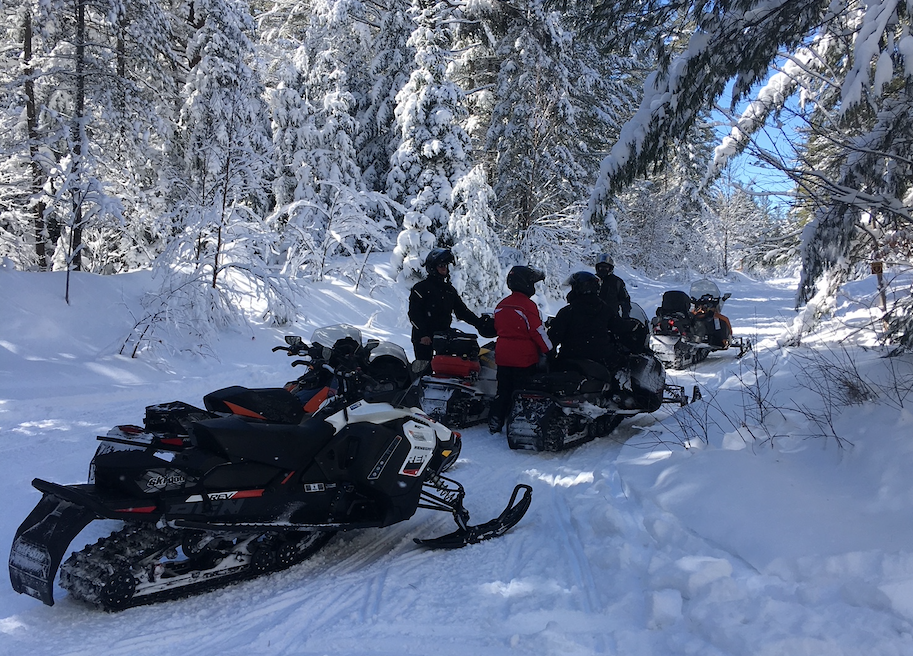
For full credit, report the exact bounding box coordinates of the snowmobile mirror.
[285,336,304,347]
[722,293,731,302]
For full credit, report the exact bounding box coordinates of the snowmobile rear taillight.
[117,425,145,435]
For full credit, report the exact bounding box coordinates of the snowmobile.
[9,334,532,611]
[507,304,691,452]
[416,329,498,428]
[650,279,751,369]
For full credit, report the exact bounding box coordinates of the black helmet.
[566,271,601,297]
[423,248,455,275]
[506,265,545,297]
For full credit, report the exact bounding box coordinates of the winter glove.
[476,314,497,338]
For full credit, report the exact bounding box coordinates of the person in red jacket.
[488,265,552,433]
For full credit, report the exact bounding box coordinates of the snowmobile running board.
[414,483,532,549]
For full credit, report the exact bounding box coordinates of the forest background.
[2,0,912,350]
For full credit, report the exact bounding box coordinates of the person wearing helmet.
[488,265,552,433]
[408,247,487,363]
[594,253,631,322]
[548,271,618,365]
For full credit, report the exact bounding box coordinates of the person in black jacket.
[408,248,486,363]
[595,253,631,323]
[548,271,618,367]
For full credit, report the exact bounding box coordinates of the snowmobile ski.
[414,483,532,549]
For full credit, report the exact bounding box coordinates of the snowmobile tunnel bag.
[659,290,692,315]
[144,401,215,434]
[432,330,480,359]
[431,354,482,378]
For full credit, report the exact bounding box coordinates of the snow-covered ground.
[2,262,913,656]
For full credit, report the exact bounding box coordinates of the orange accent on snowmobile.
[303,387,332,413]
[223,401,266,420]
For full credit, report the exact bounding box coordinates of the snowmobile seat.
[519,370,586,396]
[549,358,613,393]
[552,358,614,382]
[191,415,336,470]
[659,290,692,315]
[203,386,306,424]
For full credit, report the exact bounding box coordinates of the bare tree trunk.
[66,0,86,303]
[70,0,86,273]
[23,10,48,269]
[212,104,237,289]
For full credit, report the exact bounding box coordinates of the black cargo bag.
[432,329,480,359]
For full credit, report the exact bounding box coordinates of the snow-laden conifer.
[387,0,472,242]
[449,165,503,308]
[391,210,436,283]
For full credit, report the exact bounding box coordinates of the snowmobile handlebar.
[285,343,381,402]
[272,335,312,356]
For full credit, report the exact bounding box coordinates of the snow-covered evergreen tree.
[269,0,396,281]
[354,0,414,193]
[484,0,589,245]
[391,210,436,282]
[0,0,179,274]
[449,165,503,307]
[387,0,472,243]
[165,0,279,321]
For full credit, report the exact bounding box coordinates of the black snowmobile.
[650,279,751,369]
[416,329,497,428]
[507,304,691,452]
[9,334,532,611]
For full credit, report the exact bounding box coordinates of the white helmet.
[595,253,614,268]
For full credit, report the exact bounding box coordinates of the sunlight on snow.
[524,468,594,487]
[84,361,145,385]
[11,419,90,436]
[0,618,25,634]
[481,578,567,598]
[0,340,19,354]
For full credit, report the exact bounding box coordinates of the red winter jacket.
[494,292,552,367]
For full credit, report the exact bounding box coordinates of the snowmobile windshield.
[630,303,648,327]
[690,280,721,301]
[311,324,363,348]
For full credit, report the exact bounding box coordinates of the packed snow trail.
[2,269,913,655]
